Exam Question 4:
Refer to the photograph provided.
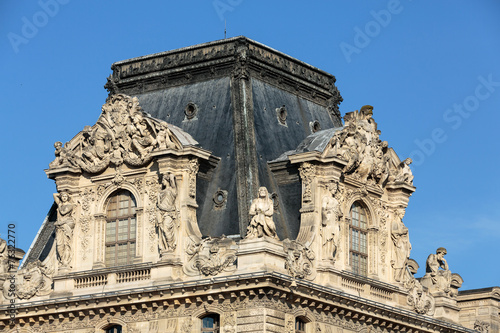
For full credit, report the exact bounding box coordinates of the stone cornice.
[106,36,342,108]
[1,272,476,333]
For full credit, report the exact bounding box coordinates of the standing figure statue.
[246,187,278,239]
[53,191,75,269]
[157,172,178,254]
[421,247,452,295]
[391,209,412,282]
[321,182,341,262]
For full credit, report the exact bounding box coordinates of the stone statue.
[396,158,414,185]
[157,172,178,253]
[421,247,452,295]
[53,191,75,269]
[321,182,341,262]
[157,121,177,150]
[129,114,156,159]
[391,209,412,282]
[246,187,278,239]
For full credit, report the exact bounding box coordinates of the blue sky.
[1,1,499,290]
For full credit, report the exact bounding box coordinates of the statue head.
[436,247,447,255]
[360,105,374,118]
[54,141,63,149]
[60,192,70,202]
[160,121,169,130]
[404,158,412,166]
[258,187,268,198]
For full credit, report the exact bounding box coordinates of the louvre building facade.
[0,37,498,333]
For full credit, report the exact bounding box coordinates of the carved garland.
[299,162,316,203]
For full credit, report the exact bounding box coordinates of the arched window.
[105,190,137,267]
[105,325,122,333]
[201,313,220,333]
[349,201,368,276]
[295,317,306,333]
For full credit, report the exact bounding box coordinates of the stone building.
[0,37,498,332]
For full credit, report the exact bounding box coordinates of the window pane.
[350,202,368,276]
[105,191,137,267]
[106,221,116,242]
[203,317,214,328]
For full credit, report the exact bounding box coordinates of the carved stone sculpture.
[49,94,182,173]
[184,236,237,276]
[283,239,315,280]
[246,187,278,239]
[421,247,452,296]
[157,173,179,254]
[53,191,75,269]
[321,182,341,262]
[391,208,412,282]
[327,106,393,187]
[405,277,435,315]
[3,260,53,300]
[396,158,414,185]
[157,121,177,150]
[474,320,490,333]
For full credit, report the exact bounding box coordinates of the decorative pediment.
[274,105,414,190]
[48,94,196,174]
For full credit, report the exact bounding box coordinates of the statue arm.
[53,193,61,205]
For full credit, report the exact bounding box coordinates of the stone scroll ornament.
[53,191,76,269]
[183,236,237,277]
[4,261,53,300]
[327,105,413,187]
[283,239,316,280]
[49,94,182,174]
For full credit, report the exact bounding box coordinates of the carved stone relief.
[474,319,490,333]
[145,176,161,253]
[188,159,199,199]
[49,94,182,174]
[78,187,95,261]
[325,106,413,188]
[3,260,53,300]
[299,162,316,203]
[405,277,435,315]
[283,239,316,280]
[184,236,237,276]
